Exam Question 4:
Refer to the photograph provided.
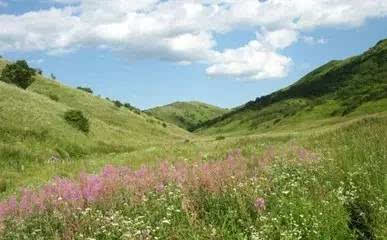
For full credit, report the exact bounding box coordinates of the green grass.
[145,101,228,131]
[0,59,190,196]
[1,114,386,239]
[0,40,386,239]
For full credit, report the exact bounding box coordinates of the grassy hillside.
[0,40,386,239]
[146,101,228,131]
[196,39,387,135]
[0,59,189,195]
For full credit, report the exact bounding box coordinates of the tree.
[0,60,36,89]
[50,73,56,80]
[113,100,123,108]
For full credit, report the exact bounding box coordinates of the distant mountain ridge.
[146,101,228,131]
[195,39,387,134]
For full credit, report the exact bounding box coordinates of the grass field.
[0,39,386,239]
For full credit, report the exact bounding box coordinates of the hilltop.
[145,101,228,131]
[196,39,387,135]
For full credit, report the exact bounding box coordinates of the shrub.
[48,93,59,101]
[77,86,93,94]
[162,122,167,128]
[113,100,123,108]
[50,73,56,80]
[64,110,89,133]
[0,60,36,89]
[215,136,226,141]
[123,103,142,114]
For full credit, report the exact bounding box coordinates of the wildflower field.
[0,116,386,240]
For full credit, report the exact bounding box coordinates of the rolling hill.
[0,59,189,193]
[145,101,228,131]
[0,40,386,240]
[196,39,387,135]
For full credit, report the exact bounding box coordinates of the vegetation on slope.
[146,101,228,131]
[195,39,387,135]
[0,58,189,195]
[1,115,386,239]
[0,39,386,239]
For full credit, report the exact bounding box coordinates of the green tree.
[113,100,123,108]
[0,60,36,89]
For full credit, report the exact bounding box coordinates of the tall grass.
[1,115,386,240]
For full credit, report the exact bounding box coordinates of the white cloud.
[206,33,293,80]
[0,0,386,80]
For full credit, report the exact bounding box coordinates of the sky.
[0,0,386,109]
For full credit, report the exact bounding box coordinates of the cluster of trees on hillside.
[104,98,142,115]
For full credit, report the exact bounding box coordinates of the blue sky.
[0,0,386,109]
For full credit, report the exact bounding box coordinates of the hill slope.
[196,39,387,135]
[146,101,228,130]
[0,59,189,192]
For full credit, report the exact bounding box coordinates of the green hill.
[145,101,228,131]
[0,59,189,193]
[196,39,387,135]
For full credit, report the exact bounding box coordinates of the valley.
[0,39,386,239]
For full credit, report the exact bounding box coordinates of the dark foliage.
[0,60,36,89]
[215,136,226,141]
[77,87,93,94]
[113,100,123,108]
[64,110,90,133]
[123,103,142,114]
[48,93,59,102]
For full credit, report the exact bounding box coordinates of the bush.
[64,110,90,133]
[48,93,59,102]
[162,122,167,128]
[215,136,226,141]
[123,103,142,114]
[113,100,123,108]
[77,87,93,94]
[0,60,36,89]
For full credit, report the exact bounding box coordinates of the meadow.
[0,39,386,239]
[0,114,386,240]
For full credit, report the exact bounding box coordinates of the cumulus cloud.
[207,40,292,80]
[0,0,386,80]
